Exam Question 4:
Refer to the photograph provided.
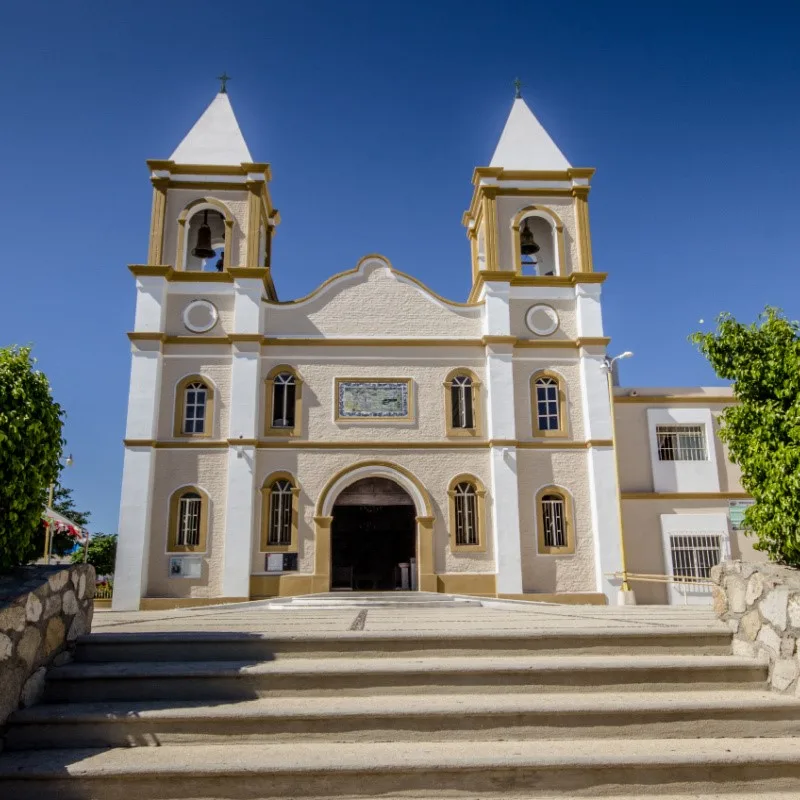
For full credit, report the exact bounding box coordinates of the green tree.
[0,346,64,572]
[691,307,800,566]
[74,533,117,577]
[52,484,91,528]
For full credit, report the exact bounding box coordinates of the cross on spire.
[217,72,231,94]
[514,78,522,99]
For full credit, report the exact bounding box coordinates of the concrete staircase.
[2,603,800,798]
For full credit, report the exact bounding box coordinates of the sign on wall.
[336,379,411,420]
[728,500,755,531]
[169,556,202,579]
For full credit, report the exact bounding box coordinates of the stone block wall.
[0,564,95,728]
[711,560,800,694]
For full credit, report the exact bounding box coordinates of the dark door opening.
[330,478,417,591]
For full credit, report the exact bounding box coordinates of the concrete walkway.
[95,593,725,636]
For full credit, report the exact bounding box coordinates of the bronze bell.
[520,219,540,256]
[191,211,216,259]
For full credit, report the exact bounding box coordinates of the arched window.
[184,382,208,434]
[454,483,478,545]
[448,475,486,551]
[268,480,293,546]
[175,376,214,437]
[261,473,299,551]
[536,487,575,555]
[272,373,296,427]
[177,492,202,546]
[445,370,480,437]
[265,367,302,436]
[531,372,566,437]
[168,487,208,553]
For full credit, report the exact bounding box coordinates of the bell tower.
[463,85,597,298]
[463,85,625,601]
[114,82,279,610]
[144,80,279,281]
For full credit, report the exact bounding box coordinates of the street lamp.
[44,453,74,564]
[602,352,636,606]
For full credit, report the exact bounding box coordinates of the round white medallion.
[526,304,559,336]
[183,300,219,333]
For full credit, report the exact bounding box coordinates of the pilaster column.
[482,281,523,594]
[221,275,264,598]
[415,516,436,592]
[312,516,333,592]
[573,186,594,273]
[113,273,168,611]
[578,350,624,600]
[147,179,168,265]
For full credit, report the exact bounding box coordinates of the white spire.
[490,97,571,171]
[170,92,253,165]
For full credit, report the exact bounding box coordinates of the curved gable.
[264,255,482,338]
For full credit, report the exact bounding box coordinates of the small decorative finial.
[217,72,231,94]
[514,78,522,99]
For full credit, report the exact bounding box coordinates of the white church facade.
[112,87,758,611]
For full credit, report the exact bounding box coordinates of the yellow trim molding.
[315,460,433,518]
[147,182,168,265]
[250,574,314,599]
[141,596,248,610]
[621,492,750,500]
[122,438,613,451]
[167,486,209,553]
[536,485,576,556]
[268,253,481,309]
[614,394,735,405]
[447,474,487,553]
[436,573,496,596]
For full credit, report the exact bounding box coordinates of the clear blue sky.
[1,1,798,534]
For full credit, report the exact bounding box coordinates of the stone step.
[73,628,734,662]
[268,591,482,608]
[7,690,799,749]
[42,654,767,703]
[2,738,799,798]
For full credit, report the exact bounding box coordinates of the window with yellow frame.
[536,486,575,555]
[444,369,481,437]
[447,475,487,552]
[167,486,209,553]
[531,371,567,437]
[174,376,215,438]
[260,472,300,552]
[264,366,303,436]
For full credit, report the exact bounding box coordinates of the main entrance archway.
[313,461,436,593]
[331,478,416,591]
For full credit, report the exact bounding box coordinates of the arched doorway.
[330,478,417,591]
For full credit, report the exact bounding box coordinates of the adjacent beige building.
[112,88,757,610]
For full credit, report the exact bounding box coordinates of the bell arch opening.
[330,477,417,591]
[519,214,557,276]
[185,208,226,272]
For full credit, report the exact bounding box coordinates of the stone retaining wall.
[0,564,95,728]
[711,560,800,694]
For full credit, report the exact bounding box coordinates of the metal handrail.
[606,571,715,605]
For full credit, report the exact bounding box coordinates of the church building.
[112,85,757,611]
